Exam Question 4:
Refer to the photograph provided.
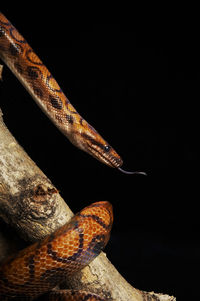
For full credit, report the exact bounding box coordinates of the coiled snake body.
[0,201,112,300]
[0,12,144,300]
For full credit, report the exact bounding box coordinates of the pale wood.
[0,64,2,80]
[0,106,175,301]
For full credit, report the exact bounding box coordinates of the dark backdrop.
[0,8,199,300]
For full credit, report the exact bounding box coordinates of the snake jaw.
[66,118,123,168]
[75,124,123,168]
[86,141,123,168]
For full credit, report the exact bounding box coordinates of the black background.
[0,7,199,300]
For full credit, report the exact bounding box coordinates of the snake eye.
[104,145,111,152]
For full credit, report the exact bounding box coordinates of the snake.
[0,12,145,300]
[0,201,113,300]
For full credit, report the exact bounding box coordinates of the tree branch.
[0,96,175,300]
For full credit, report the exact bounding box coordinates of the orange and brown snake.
[0,201,113,300]
[0,12,145,300]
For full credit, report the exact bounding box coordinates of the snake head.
[69,117,123,168]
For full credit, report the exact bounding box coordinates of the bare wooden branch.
[0,109,72,242]
[0,107,175,301]
[0,65,2,80]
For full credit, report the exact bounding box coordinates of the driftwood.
[0,66,175,300]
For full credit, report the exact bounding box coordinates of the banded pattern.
[0,202,113,300]
[0,12,123,168]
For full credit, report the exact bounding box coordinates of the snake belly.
[0,201,113,300]
[45,289,105,300]
[0,12,123,168]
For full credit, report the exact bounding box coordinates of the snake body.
[0,12,123,169]
[0,201,113,300]
[0,13,116,300]
[0,12,145,300]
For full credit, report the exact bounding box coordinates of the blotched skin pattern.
[0,12,119,300]
[0,202,113,300]
[0,12,123,169]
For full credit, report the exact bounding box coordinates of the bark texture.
[0,107,175,301]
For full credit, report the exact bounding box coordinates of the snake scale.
[0,12,145,300]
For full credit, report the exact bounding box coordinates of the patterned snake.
[0,12,145,300]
